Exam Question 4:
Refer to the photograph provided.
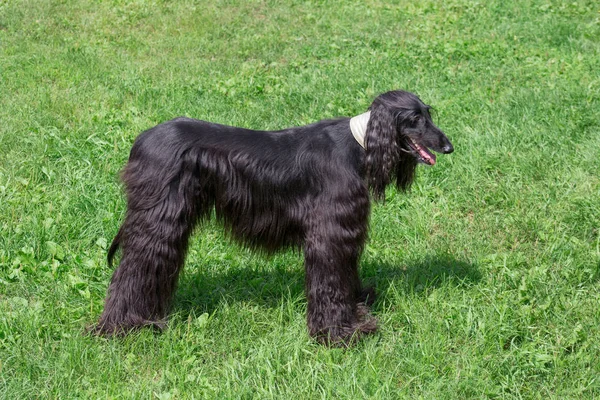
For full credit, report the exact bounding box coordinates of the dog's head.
[364,90,453,200]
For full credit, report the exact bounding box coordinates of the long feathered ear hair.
[364,92,417,201]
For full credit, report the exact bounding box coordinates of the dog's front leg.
[303,230,377,345]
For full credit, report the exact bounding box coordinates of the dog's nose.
[442,144,454,154]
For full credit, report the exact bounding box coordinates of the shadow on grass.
[173,253,480,318]
[174,262,305,317]
[361,254,482,296]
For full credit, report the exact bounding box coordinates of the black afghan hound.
[95,90,453,345]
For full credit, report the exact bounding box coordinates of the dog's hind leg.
[95,158,201,335]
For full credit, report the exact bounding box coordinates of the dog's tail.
[107,226,124,267]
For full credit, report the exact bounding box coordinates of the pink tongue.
[415,143,436,165]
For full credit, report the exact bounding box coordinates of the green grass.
[1,0,599,398]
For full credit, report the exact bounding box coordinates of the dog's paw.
[311,305,378,347]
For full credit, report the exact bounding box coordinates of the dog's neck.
[349,111,370,149]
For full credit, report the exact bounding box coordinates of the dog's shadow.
[174,260,305,316]
[173,254,481,318]
[362,254,482,294]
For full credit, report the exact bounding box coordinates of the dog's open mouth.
[407,138,436,166]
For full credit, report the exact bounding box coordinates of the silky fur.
[95,90,453,345]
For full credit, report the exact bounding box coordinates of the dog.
[95,90,453,345]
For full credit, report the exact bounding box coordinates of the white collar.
[349,111,370,149]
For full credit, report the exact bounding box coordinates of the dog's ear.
[364,100,400,200]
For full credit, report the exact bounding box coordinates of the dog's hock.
[349,111,371,149]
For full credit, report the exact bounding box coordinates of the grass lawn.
[1,0,599,398]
